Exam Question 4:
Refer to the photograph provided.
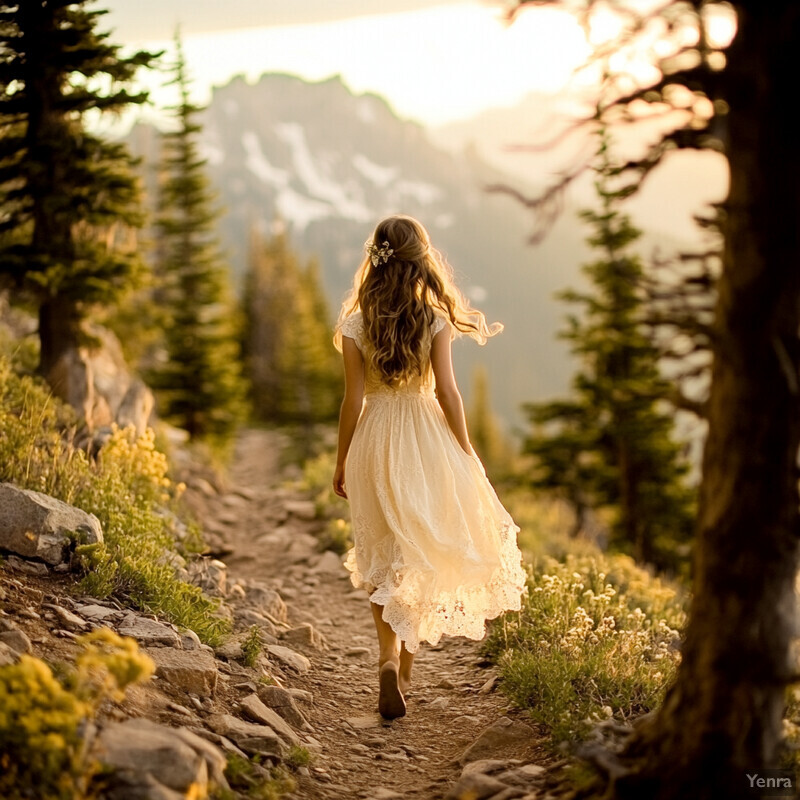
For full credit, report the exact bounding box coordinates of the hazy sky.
[100,0,597,126]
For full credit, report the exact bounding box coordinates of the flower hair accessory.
[365,239,394,266]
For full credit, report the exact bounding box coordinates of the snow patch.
[274,122,371,223]
[242,131,289,188]
[356,98,377,125]
[224,99,239,117]
[275,187,331,232]
[352,154,398,188]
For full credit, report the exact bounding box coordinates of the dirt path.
[205,429,552,800]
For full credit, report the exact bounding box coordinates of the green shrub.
[241,625,263,668]
[0,629,154,800]
[484,552,685,746]
[0,356,229,645]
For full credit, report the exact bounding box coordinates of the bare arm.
[430,327,473,455]
[333,336,365,498]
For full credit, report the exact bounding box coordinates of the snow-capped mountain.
[128,73,599,427]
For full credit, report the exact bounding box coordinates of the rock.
[257,685,309,730]
[214,638,244,661]
[118,616,182,648]
[46,324,154,434]
[188,477,217,497]
[0,483,103,565]
[172,726,230,791]
[76,603,122,622]
[445,772,511,800]
[0,628,32,655]
[280,622,326,650]
[479,674,499,694]
[245,584,287,622]
[180,629,202,651]
[207,713,284,759]
[4,555,49,575]
[461,759,511,776]
[496,763,547,787]
[43,603,90,632]
[345,646,371,659]
[429,697,449,711]
[187,557,227,596]
[147,647,218,698]
[437,678,456,690]
[185,726,249,760]
[283,499,316,520]
[265,643,311,673]
[235,608,278,635]
[287,687,315,707]
[96,718,208,797]
[0,641,19,666]
[103,772,185,800]
[312,549,344,574]
[370,789,404,799]
[459,717,537,765]
[346,715,382,730]
[240,693,301,746]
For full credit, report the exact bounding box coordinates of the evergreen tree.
[523,131,694,571]
[148,35,247,442]
[244,225,342,426]
[0,1,156,377]
[467,364,512,480]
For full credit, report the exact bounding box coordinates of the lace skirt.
[344,391,527,653]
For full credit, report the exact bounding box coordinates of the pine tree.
[523,131,694,571]
[148,34,247,442]
[0,1,156,377]
[467,364,512,480]
[244,225,342,426]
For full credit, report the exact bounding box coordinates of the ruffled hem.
[344,520,527,653]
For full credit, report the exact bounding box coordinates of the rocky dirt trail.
[208,428,557,800]
[0,427,564,800]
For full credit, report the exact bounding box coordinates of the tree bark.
[603,4,800,798]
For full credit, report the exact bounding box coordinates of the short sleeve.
[432,312,451,338]
[338,311,364,351]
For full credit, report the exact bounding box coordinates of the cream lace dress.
[337,310,527,653]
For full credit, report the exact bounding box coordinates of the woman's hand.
[333,463,347,498]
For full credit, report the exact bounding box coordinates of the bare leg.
[399,643,415,695]
[371,602,406,719]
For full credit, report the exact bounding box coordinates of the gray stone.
[288,687,314,706]
[437,678,456,690]
[118,616,182,647]
[257,685,309,729]
[104,772,185,800]
[76,603,122,621]
[207,713,284,759]
[187,557,227,596]
[445,772,510,800]
[5,555,49,575]
[265,643,311,673]
[479,674,499,694]
[147,647,218,698]
[240,693,300,745]
[0,483,103,565]
[370,789,404,799]
[0,628,32,654]
[459,717,536,765]
[429,697,449,711]
[235,608,278,635]
[280,622,326,650]
[346,715,382,730]
[96,718,208,795]
[496,763,547,786]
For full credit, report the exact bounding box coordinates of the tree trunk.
[38,295,83,379]
[603,4,800,798]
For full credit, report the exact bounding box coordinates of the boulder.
[0,627,32,655]
[207,713,284,759]
[280,622,326,651]
[245,583,287,622]
[445,772,514,800]
[96,718,209,797]
[0,484,103,565]
[46,324,154,434]
[240,693,300,746]
[147,647,218,698]
[0,641,19,666]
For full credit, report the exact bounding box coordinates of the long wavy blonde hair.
[334,215,502,387]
